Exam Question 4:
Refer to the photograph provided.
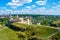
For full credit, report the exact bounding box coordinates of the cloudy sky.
[0,0,60,15]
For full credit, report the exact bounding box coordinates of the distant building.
[0,15,6,18]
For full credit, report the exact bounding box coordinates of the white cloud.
[25,6,32,9]
[44,5,60,15]
[7,0,32,8]
[22,0,32,3]
[19,5,60,15]
[7,2,23,7]
[12,0,20,3]
[1,4,60,15]
[19,7,46,14]
[25,5,36,9]
[36,0,47,5]
[32,5,36,8]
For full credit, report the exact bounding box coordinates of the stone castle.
[9,14,32,24]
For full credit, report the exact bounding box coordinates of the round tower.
[8,11,13,21]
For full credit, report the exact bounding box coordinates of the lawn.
[12,22,58,39]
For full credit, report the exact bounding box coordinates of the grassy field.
[0,28,19,40]
[12,22,58,39]
[52,20,60,27]
[0,22,59,40]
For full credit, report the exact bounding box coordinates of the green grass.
[0,22,58,40]
[52,20,60,27]
[12,22,58,39]
[51,32,60,40]
[0,28,19,40]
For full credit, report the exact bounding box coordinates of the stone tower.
[26,16,32,24]
[8,11,13,21]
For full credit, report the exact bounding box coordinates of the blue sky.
[0,0,60,15]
